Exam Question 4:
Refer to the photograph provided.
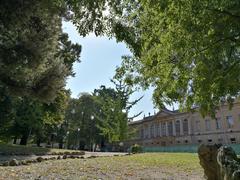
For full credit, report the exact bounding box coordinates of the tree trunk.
[198,144,240,180]
[36,138,41,147]
[20,133,28,145]
[13,137,17,144]
[58,138,63,149]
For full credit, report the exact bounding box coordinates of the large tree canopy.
[0,1,80,101]
[3,0,239,116]
[118,0,240,116]
[0,0,139,101]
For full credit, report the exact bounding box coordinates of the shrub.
[131,144,143,153]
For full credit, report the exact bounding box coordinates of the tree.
[0,86,16,142]
[9,98,43,145]
[5,89,70,146]
[0,1,81,101]
[93,86,127,143]
[94,81,142,143]
[116,0,240,116]
[65,93,101,150]
[0,0,138,101]
[113,66,143,121]
[34,89,70,147]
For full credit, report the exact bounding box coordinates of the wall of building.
[127,103,240,148]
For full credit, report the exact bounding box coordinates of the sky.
[63,21,157,120]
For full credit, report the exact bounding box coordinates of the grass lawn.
[0,144,82,155]
[0,153,204,180]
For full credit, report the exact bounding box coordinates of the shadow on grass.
[0,144,52,156]
[0,143,81,156]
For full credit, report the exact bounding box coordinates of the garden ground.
[0,153,204,180]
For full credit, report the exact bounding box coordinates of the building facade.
[127,103,240,147]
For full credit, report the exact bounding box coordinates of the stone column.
[172,119,176,136]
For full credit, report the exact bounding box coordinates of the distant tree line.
[0,76,141,150]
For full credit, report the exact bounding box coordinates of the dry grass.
[0,153,204,180]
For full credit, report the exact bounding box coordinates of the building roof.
[129,107,185,125]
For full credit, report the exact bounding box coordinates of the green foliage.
[117,0,240,116]
[0,89,70,145]
[0,87,15,141]
[0,0,81,101]
[65,93,102,149]
[64,80,142,147]
[94,87,128,142]
[94,76,142,143]
[131,144,143,154]
[0,0,139,104]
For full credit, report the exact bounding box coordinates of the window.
[205,119,211,131]
[177,140,181,144]
[226,116,234,128]
[175,120,181,135]
[208,139,212,143]
[183,119,189,135]
[185,140,188,143]
[218,138,223,142]
[168,121,173,136]
[198,139,202,143]
[161,123,166,136]
[215,118,221,129]
[195,120,200,132]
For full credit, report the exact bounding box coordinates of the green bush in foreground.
[131,144,143,153]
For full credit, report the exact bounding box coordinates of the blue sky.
[63,21,157,120]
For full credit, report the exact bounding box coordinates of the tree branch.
[209,8,240,20]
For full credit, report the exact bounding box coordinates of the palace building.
[127,102,240,147]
